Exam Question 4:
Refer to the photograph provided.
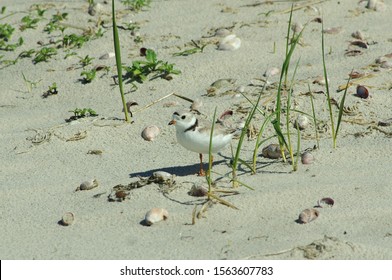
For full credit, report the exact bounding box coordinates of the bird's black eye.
[181,115,186,119]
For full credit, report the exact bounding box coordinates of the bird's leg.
[198,153,205,176]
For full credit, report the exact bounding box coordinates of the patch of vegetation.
[80,69,96,83]
[33,47,57,64]
[0,23,23,51]
[20,15,41,31]
[121,0,151,11]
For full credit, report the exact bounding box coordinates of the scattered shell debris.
[60,212,75,226]
[218,34,241,51]
[317,197,335,208]
[108,172,176,202]
[141,125,160,141]
[298,208,319,224]
[76,179,99,191]
[144,208,169,226]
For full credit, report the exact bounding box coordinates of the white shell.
[77,179,99,191]
[218,34,241,51]
[141,125,160,141]
[99,52,115,60]
[351,30,365,40]
[301,152,314,164]
[294,115,310,130]
[313,76,329,85]
[366,0,377,9]
[61,212,75,226]
[263,67,280,78]
[298,209,319,224]
[144,208,169,226]
[291,22,303,33]
[152,171,173,182]
[380,61,392,69]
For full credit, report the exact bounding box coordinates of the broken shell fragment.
[356,85,369,99]
[322,26,342,35]
[218,34,241,51]
[294,115,310,130]
[262,144,286,159]
[190,99,203,112]
[144,208,169,226]
[351,30,365,41]
[301,152,314,165]
[317,197,334,208]
[141,125,160,141]
[298,208,319,224]
[76,179,99,191]
[152,171,174,183]
[313,76,329,86]
[215,28,231,37]
[99,52,115,60]
[60,212,75,226]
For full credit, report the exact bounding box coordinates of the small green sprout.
[33,47,57,64]
[78,55,94,67]
[20,15,41,31]
[173,40,207,56]
[42,82,58,98]
[69,108,98,119]
[80,69,97,83]
[121,0,151,11]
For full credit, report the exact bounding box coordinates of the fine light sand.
[1,0,392,259]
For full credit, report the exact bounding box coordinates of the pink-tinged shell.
[263,67,280,78]
[298,209,319,224]
[356,85,369,99]
[141,125,160,141]
[144,208,169,226]
[262,144,286,159]
[301,152,314,164]
[322,26,342,35]
[317,197,334,208]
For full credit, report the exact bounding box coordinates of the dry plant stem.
[133,92,175,114]
[112,0,130,122]
[279,0,328,14]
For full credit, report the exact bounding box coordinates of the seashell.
[380,61,392,69]
[76,179,99,191]
[348,71,364,79]
[374,1,386,12]
[301,152,314,164]
[262,144,286,159]
[141,125,160,141]
[190,99,203,111]
[218,34,241,51]
[375,56,387,64]
[210,78,236,89]
[298,208,319,224]
[188,184,208,197]
[366,0,377,9]
[351,30,365,41]
[356,85,369,99]
[123,101,138,112]
[263,67,280,78]
[152,171,174,183]
[236,85,245,93]
[350,40,368,49]
[215,28,231,37]
[99,52,115,60]
[294,115,310,130]
[313,76,329,85]
[317,197,334,208]
[60,212,75,226]
[322,26,342,35]
[144,208,168,226]
[291,22,303,33]
[378,118,392,127]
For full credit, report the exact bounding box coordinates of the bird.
[168,110,235,176]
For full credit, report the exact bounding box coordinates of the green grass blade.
[112,0,130,122]
[335,73,352,139]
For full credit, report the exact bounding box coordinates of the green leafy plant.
[0,23,23,51]
[124,49,181,84]
[173,40,207,56]
[62,33,89,49]
[80,69,96,83]
[69,108,98,118]
[20,15,41,31]
[121,0,151,11]
[78,55,94,67]
[44,12,68,34]
[42,82,58,98]
[112,0,131,122]
[33,47,57,64]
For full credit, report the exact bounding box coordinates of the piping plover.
[168,110,235,176]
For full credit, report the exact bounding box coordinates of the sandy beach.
[1,0,392,260]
